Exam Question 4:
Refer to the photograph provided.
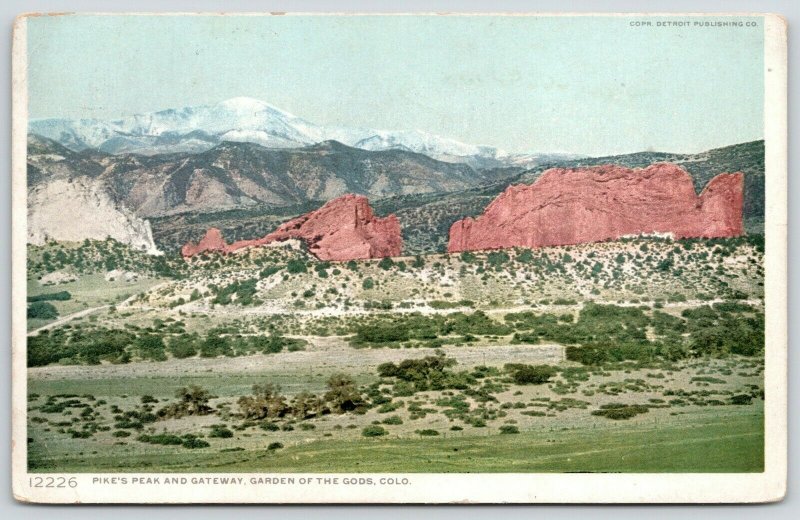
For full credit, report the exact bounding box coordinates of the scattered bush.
[157,385,214,419]
[182,436,210,449]
[507,364,556,385]
[324,374,367,413]
[591,404,650,420]
[137,433,183,446]
[27,302,59,320]
[28,291,71,302]
[362,425,388,437]
[238,383,289,420]
[208,425,234,438]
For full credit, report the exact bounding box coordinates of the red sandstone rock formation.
[181,194,403,261]
[448,163,743,253]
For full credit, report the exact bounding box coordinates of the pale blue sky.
[27,14,764,156]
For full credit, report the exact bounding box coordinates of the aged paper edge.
[9,12,788,504]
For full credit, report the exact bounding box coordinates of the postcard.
[11,12,787,503]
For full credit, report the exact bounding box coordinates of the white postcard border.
[10,12,788,504]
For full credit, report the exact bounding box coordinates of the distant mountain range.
[29,97,583,169]
[27,135,523,218]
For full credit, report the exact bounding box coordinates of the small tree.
[291,391,326,419]
[157,385,213,419]
[238,383,289,419]
[286,259,308,274]
[377,257,394,271]
[324,373,366,413]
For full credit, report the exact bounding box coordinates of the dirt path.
[26,281,172,336]
[27,305,110,336]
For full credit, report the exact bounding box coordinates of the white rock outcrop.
[39,271,77,286]
[27,178,161,255]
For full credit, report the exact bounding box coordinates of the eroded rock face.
[448,163,744,253]
[182,194,403,261]
[28,177,161,255]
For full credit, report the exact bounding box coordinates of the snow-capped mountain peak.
[29,97,569,167]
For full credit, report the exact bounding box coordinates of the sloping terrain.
[28,135,510,217]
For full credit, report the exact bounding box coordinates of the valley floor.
[28,350,764,473]
[25,236,766,474]
[28,406,763,473]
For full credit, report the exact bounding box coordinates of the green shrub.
[135,334,167,361]
[591,404,649,420]
[356,324,409,343]
[499,425,520,434]
[416,429,439,436]
[268,442,284,450]
[208,425,234,438]
[248,335,307,354]
[28,291,71,302]
[552,298,577,306]
[487,251,510,267]
[509,364,556,385]
[27,301,59,320]
[157,385,214,419]
[377,402,402,413]
[211,278,259,305]
[238,383,289,420]
[286,260,307,274]
[325,373,367,413]
[730,394,753,405]
[137,433,183,445]
[377,352,472,392]
[182,436,210,449]
[168,335,199,359]
[260,266,282,278]
[362,425,388,437]
[691,376,726,384]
